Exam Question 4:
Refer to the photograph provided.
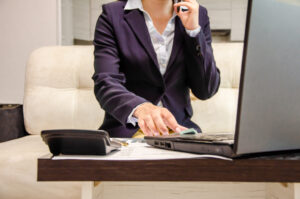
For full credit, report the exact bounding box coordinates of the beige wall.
[0,0,59,104]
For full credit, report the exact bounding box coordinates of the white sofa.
[0,43,243,199]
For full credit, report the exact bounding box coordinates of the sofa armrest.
[0,104,28,143]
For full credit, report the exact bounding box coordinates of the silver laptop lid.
[235,0,300,155]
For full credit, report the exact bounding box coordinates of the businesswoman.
[92,0,220,138]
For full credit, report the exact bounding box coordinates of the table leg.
[265,183,296,199]
[91,182,265,199]
[82,182,298,199]
[294,183,300,199]
[81,182,94,199]
[81,181,104,199]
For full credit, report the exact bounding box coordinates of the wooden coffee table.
[38,152,300,182]
[38,151,300,199]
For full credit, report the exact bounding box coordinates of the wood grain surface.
[38,154,300,182]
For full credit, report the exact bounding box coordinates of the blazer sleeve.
[92,5,148,125]
[183,6,221,100]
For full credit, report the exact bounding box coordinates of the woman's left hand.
[174,0,199,30]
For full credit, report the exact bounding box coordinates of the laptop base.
[145,136,236,158]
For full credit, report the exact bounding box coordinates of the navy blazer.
[92,0,220,137]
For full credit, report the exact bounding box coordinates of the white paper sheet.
[52,141,232,161]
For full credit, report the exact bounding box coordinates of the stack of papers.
[52,139,231,161]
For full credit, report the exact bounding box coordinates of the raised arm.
[175,1,221,100]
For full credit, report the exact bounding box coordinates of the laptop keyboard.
[194,133,234,141]
[162,133,235,145]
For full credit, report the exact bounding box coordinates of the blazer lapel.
[165,17,185,76]
[124,9,159,68]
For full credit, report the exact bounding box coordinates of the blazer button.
[196,45,201,51]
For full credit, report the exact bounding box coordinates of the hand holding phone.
[173,0,200,31]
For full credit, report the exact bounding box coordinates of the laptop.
[145,0,300,158]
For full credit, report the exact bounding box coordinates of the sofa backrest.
[23,43,243,135]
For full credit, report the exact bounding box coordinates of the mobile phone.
[175,0,188,12]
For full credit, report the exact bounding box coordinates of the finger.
[139,119,154,136]
[174,1,193,6]
[176,9,189,21]
[174,2,193,11]
[165,122,188,133]
[161,109,180,132]
[173,5,186,14]
[152,113,169,135]
[144,116,159,136]
[138,119,150,136]
[178,125,188,132]
[174,4,191,20]
[145,125,155,136]
[182,0,197,4]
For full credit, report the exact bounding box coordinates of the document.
[52,139,232,161]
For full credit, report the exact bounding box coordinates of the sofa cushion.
[24,46,104,135]
[0,135,81,199]
[213,43,243,89]
[191,88,239,133]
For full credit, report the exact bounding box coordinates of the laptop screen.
[235,0,300,154]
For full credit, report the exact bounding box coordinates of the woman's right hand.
[133,103,187,136]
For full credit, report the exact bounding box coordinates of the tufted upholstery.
[23,43,243,135]
[23,46,103,134]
